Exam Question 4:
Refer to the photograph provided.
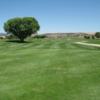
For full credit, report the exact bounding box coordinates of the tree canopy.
[4,17,40,42]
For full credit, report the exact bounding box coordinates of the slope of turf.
[0,38,100,100]
[86,39,100,44]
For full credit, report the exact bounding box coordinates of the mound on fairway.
[0,38,100,100]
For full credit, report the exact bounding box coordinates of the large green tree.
[4,17,40,42]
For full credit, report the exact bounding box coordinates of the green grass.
[86,39,100,44]
[0,38,100,100]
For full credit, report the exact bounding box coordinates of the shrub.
[0,36,6,39]
[84,35,90,39]
[95,32,100,38]
[33,35,46,39]
[6,34,16,39]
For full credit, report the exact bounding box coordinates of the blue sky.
[0,0,100,33]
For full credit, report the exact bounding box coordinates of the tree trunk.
[20,38,24,43]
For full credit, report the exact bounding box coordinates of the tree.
[95,32,100,38]
[4,17,40,42]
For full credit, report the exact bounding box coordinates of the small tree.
[4,17,40,42]
[95,32,100,38]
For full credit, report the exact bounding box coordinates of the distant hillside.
[0,33,7,36]
[44,32,96,38]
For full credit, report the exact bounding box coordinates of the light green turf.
[0,38,100,100]
[86,39,100,44]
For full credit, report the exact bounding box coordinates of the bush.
[0,36,6,39]
[6,34,16,39]
[84,35,90,39]
[95,32,100,38]
[33,35,46,39]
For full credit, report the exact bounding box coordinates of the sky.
[0,0,100,33]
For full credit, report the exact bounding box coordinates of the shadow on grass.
[6,40,31,43]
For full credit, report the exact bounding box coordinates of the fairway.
[0,38,100,100]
